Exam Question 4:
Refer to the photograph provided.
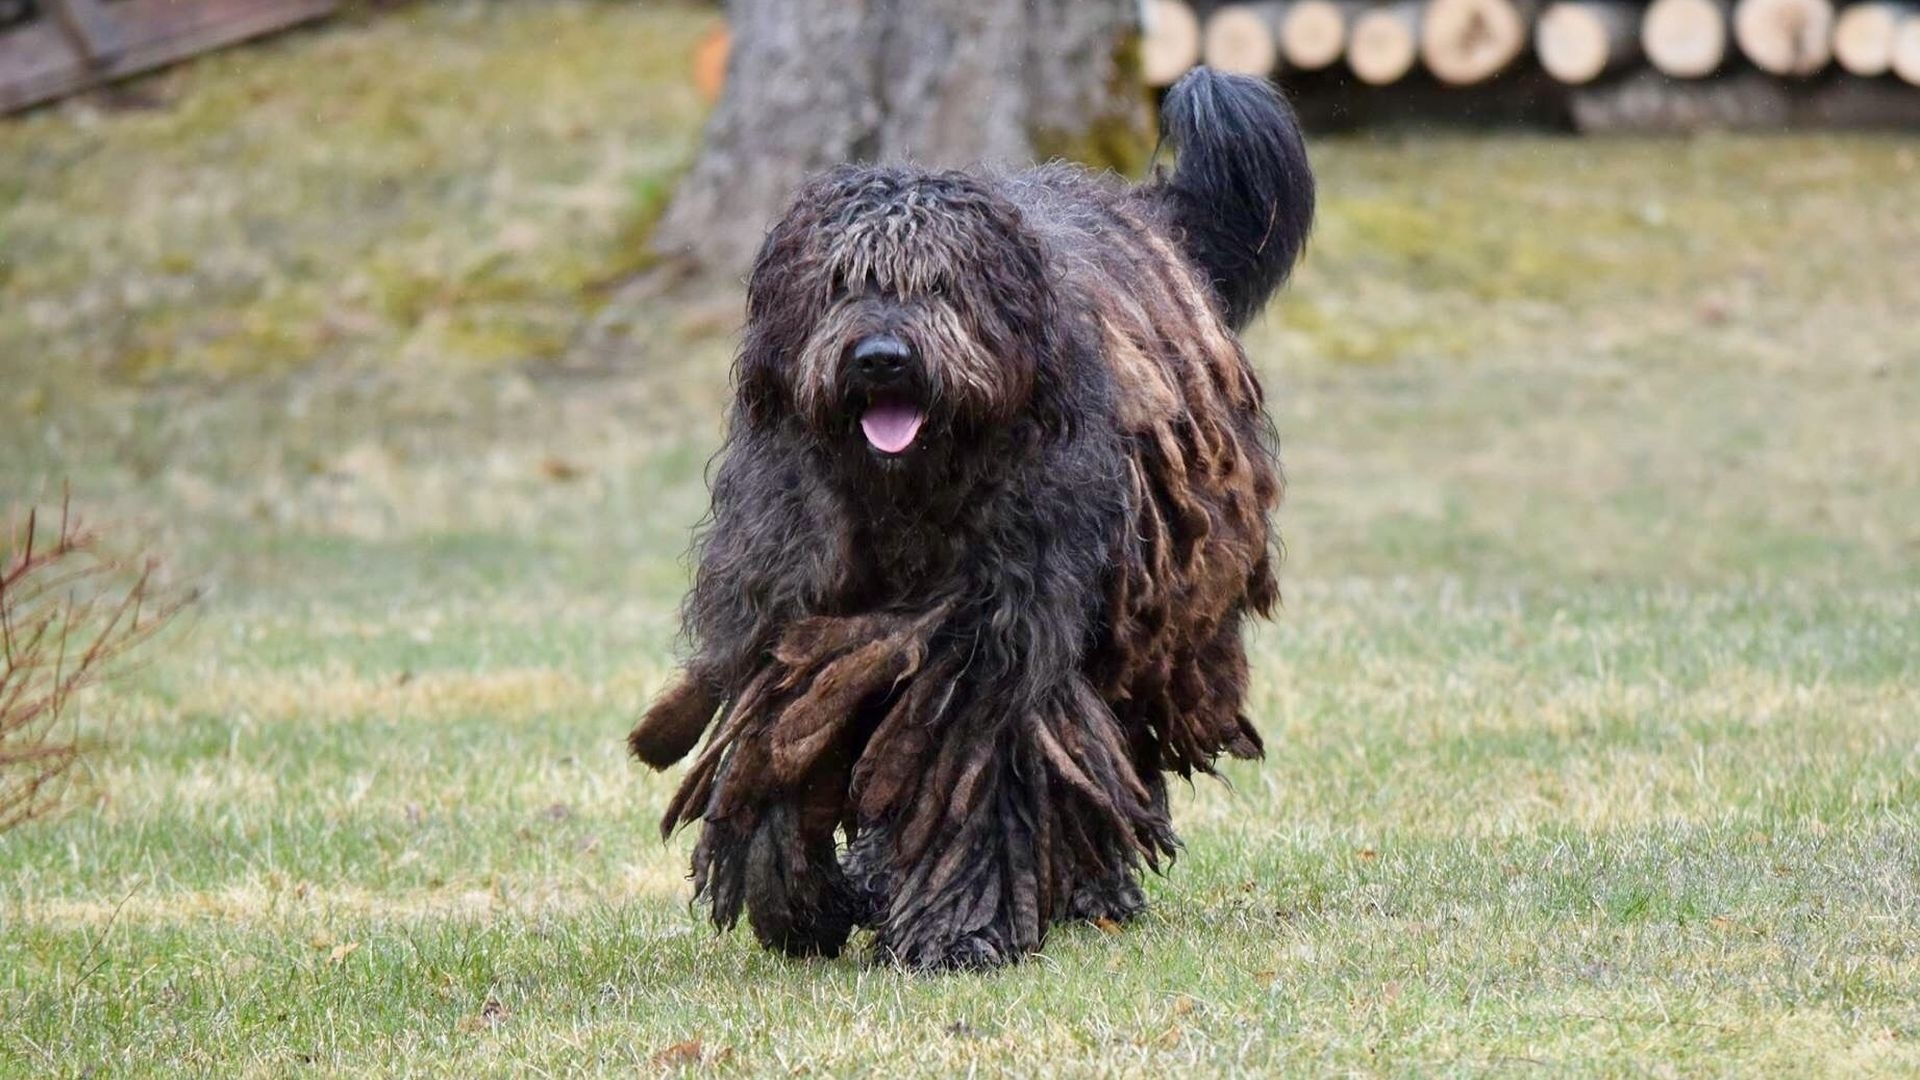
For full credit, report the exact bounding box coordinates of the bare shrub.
[1,498,188,832]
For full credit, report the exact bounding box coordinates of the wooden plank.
[47,0,126,64]
[0,23,89,114]
[0,0,338,115]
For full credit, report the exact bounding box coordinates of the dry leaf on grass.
[650,1039,703,1066]
[539,457,586,482]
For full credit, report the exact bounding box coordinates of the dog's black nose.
[851,335,912,381]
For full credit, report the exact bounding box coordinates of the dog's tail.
[1154,66,1315,332]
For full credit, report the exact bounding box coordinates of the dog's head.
[735,167,1061,466]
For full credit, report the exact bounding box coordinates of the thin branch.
[1,499,188,833]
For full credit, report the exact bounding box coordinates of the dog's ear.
[733,168,870,429]
[949,190,1074,429]
[734,216,813,428]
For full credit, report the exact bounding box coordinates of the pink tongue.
[860,399,925,453]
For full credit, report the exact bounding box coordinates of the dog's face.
[737,168,1059,467]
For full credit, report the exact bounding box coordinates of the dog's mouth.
[859,394,926,455]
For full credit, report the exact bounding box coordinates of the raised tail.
[1154,67,1315,332]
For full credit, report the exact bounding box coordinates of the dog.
[629,68,1314,971]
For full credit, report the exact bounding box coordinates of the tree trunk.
[649,0,1150,277]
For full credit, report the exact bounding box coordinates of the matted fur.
[630,68,1315,970]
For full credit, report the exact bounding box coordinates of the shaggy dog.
[629,68,1314,971]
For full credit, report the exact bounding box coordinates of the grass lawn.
[3,1,1919,1075]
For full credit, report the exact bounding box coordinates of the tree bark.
[649,0,1150,277]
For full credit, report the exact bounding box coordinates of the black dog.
[630,68,1314,970]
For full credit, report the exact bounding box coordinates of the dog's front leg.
[854,613,1174,971]
[657,613,938,958]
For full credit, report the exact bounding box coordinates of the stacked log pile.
[1143,0,1920,130]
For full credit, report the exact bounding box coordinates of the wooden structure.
[0,0,336,115]
[1134,0,1920,128]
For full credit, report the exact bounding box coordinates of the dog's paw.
[877,926,1020,972]
[897,933,1012,972]
[741,808,859,959]
[757,908,856,959]
[1064,872,1148,925]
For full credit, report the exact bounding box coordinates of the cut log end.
[1143,0,1203,86]
[1896,12,1920,83]
[1537,1,1642,82]
[1422,0,1535,84]
[1203,3,1285,75]
[1281,0,1355,69]
[1734,0,1836,74]
[1350,2,1424,83]
[1834,2,1910,74]
[1643,0,1733,77]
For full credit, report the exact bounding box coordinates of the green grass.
[4,1,1919,1075]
